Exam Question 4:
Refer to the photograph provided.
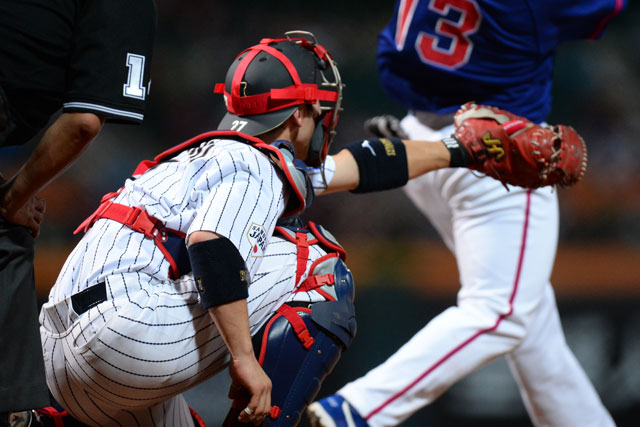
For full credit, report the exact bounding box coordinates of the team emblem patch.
[195,277,205,294]
[247,223,267,257]
[482,131,505,160]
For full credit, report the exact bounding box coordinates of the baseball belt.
[71,282,107,316]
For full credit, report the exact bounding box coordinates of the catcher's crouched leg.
[224,260,357,426]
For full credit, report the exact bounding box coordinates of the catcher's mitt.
[453,102,587,188]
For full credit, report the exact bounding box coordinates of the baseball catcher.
[365,102,588,189]
[38,31,352,427]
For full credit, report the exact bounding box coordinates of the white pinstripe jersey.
[39,136,351,425]
[50,137,287,304]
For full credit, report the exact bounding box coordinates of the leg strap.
[275,304,314,350]
[34,406,87,427]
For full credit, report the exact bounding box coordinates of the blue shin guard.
[223,263,356,426]
[262,306,344,425]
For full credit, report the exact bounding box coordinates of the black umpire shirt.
[0,0,156,147]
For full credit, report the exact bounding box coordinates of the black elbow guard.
[188,236,249,309]
[344,138,409,193]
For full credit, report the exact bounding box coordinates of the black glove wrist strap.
[442,137,473,167]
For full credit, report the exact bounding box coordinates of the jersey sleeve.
[187,149,286,278]
[534,0,626,50]
[63,0,157,124]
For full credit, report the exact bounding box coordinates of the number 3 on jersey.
[396,0,481,70]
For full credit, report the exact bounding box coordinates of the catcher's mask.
[215,30,343,167]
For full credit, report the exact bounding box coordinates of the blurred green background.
[1,0,639,425]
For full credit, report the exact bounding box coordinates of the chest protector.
[74,131,314,279]
[131,130,313,216]
[274,221,347,299]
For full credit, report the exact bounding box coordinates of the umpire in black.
[0,0,156,423]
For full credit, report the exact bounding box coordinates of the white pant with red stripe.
[337,114,614,427]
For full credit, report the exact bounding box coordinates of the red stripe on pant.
[365,190,533,421]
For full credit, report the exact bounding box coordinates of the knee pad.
[254,253,356,426]
[309,259,357,349]
[309,255,355,304]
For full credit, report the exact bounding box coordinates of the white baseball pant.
[337,113,614,427]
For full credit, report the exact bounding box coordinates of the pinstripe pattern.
[39,137,335,426]
[50,138,285,301]
[41,230,332,426]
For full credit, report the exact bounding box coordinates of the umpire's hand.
[0,180,46,237]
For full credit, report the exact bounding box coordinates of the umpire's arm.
[0,112,103,236]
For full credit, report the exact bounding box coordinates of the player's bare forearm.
[322,149,360,193]
[189,229,271,422]
[208,300,272,423]
[404,139,451,177]
[2,112,103,216]
[323,139,451,194]
[207,299,255,360]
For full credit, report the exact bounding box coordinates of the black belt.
[71,282,107,316]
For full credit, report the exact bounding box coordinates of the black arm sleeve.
[188,236,249,309]
[344,138,409,193]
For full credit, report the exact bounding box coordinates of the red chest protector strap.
[275,221,346,299]
[73,197,186,280]
[297,272,335,293]
[132,130,309,217]
[75,131,311,280]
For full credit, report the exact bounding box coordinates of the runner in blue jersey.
[308,1,626,426]
[377,0,625,123]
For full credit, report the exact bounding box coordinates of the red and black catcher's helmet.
[215,31,343,166]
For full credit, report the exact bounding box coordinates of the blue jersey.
[377,0,626,123]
